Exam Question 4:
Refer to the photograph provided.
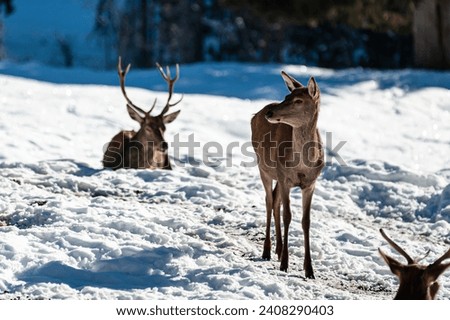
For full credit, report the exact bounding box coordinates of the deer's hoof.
[262,250,271,261]
[275,246,282,260]
[280,264,288,272]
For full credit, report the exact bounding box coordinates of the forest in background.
[1,0,449,69]
[92,0,416,68]
[223,0,414,33]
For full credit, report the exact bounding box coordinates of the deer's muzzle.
[160,141,169,151]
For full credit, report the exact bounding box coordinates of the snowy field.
[0,61,449,300]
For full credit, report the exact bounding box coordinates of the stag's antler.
[416,249,431,263]
[156,62,183,116]
[118,57,150,115]
[430,248,450,267]
[379,228,450,299]
[380,228,414,264]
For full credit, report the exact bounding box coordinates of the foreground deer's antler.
[379,228,450,300]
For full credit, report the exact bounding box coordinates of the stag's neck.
[134,128,147,141]
[133,129,153,157]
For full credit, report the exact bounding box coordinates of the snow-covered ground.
[0,61,449,299]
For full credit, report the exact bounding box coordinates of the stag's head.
[265,71,320,128]
[379,228,450,300]
[118,57,182,166]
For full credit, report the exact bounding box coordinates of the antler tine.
[155,62,182,116]
[155,62,166,80]
[380,229,415,264]
[173,63,180,81]
[417,249,431,263]
[148,98,157,114]
[169,94,184,107]
[117,56,145,115]
[431,248,450,266]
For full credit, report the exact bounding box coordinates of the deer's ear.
[379,248,405,277]
[429,281,440,299]
[127,104,144,123]
[281,71,303,92]
[163,110,180,124]
[307,77,320,100]
[425,262,450,283]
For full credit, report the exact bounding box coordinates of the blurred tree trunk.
[440,0,450,68]
[413,0,450,69]
[0,0,14,60]
[0,0,13,14]
[158,0,203,64]
[136,0,152,67]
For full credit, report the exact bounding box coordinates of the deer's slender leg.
[279,182,291,272]
[302,184,315,279]
[273,182,282,260]
[260,171,273,260]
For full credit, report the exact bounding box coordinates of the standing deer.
[251,71,324,278]
[103,57,182,170]
[379,228,450,299]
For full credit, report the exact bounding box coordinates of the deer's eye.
[294,98,303,104]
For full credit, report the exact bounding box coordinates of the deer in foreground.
[251,72,324,278]
[379,228,450,299]
[103,57,182,170]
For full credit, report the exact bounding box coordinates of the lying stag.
[251,71,324,278]
[379,228,450,299]
[103,57,182,170]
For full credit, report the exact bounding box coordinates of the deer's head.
[265,71,320,128]
[379,228,450,300]
[125,103,180,155]
[118,57,182,167]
